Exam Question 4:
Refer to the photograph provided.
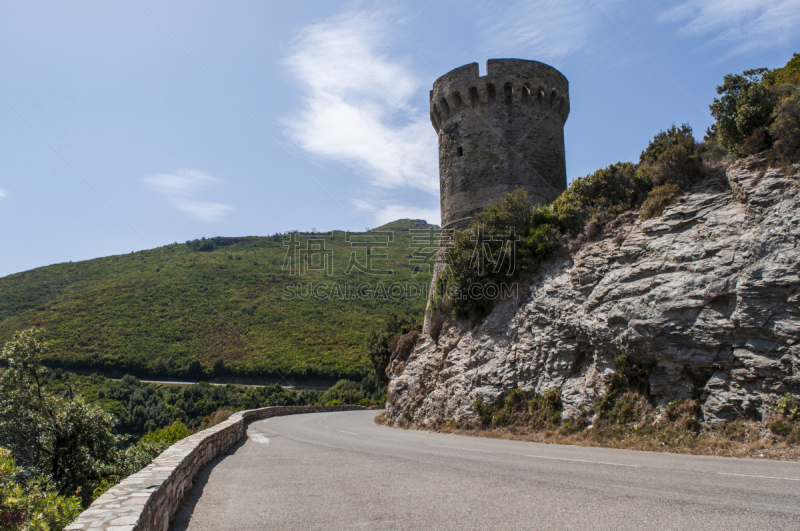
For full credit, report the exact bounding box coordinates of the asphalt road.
[172,410,800,530]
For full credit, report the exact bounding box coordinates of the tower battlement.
[430,59,570,229]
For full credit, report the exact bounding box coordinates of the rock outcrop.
[386,157,800,426]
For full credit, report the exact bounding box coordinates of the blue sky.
[1,0,798,277]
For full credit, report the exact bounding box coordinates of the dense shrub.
[365,313,420,381]
[596,353,653,422]
[473,388,562,430]
[639,124,704,189]
[0,448,82,531]
[769,90,800,166]
[549,162,651,236]
[320,372,386,406]
[640,182,680,220]
[774,393,800,421]
[138,420,192,447]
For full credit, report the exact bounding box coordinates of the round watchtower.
[430,59,570,228]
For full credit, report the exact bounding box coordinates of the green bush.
[139,419,192,447]
[549,162,650,236]
[529,389,562,430]
[774,393,800,421]
[639,124,704,189]
[0,447,82,531]
[597,353,653,422]
[319,372,386,406]
[365,313,420,382]
[473,388,562,430]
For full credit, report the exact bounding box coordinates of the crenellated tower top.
[430,59,570,229]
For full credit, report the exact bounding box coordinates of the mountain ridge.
[0,219,435,383]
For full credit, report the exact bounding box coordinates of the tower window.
[457,146,463,157]
[469,87,478,107]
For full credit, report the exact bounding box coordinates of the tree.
[0,329,130,506]
[709,68,777,156]
[185,360,205,380]
[365,313,420,382]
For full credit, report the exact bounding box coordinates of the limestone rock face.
[386,157,800,426]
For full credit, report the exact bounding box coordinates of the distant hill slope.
[0,220,436,382]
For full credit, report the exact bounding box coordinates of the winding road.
[172,410,800,530]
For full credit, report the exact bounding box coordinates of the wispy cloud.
[660,0,800,56]
[0,188,7,199]
[282,9,438,193]
[482,0,621,60]
[143,169,232,222]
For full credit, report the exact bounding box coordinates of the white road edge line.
[429,444,491,453]
[717,472,800,481]
[337,430,359,435]
[526,455,640,467]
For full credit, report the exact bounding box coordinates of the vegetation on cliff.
[442,354,800,459]
[365,312,420,382]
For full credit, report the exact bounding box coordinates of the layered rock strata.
[387,157,800,425]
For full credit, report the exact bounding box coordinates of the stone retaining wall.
[65,405,364,531]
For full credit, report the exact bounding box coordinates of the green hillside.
[0,220,436,383]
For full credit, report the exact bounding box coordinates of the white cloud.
[483,0,621,60]
[282,9,438,193]
[142,169,218,197]
[171,199,232,222]
[0,188,7,198]
[143,169,232,223]
[660,0,800,55]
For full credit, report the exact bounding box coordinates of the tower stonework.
[430,59,570,229]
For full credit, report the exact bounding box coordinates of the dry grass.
[409,416,800,461]
[201,407,234,429]
[378,390,800,461]
[640,182,681,220]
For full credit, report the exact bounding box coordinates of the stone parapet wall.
[65,405,364,531]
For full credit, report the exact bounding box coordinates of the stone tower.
[430,59,570,229]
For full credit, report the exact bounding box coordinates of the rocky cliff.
[386,157,800,426]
